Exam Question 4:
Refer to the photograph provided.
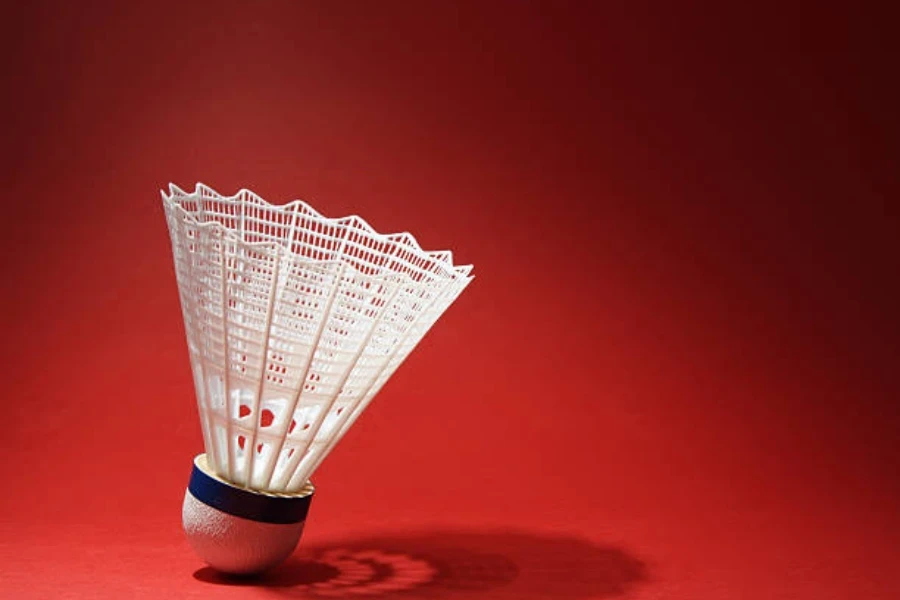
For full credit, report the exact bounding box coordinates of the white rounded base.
[182,491,305,575]
[181,454,315,575]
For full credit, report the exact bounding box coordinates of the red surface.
[2,2,898,598]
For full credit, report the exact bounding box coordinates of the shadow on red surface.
[193,529,648,598]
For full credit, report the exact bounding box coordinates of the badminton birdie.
[161,183,473,574]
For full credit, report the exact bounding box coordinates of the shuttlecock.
[162,183,473,574]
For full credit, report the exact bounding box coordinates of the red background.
[2,2,898,598]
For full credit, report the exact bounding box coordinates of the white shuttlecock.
[162,183,473,574]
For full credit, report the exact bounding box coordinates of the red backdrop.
[2,2,898,598]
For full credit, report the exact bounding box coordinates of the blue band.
[188,461,313,525]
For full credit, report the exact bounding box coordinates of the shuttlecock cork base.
[183,454,315,574]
